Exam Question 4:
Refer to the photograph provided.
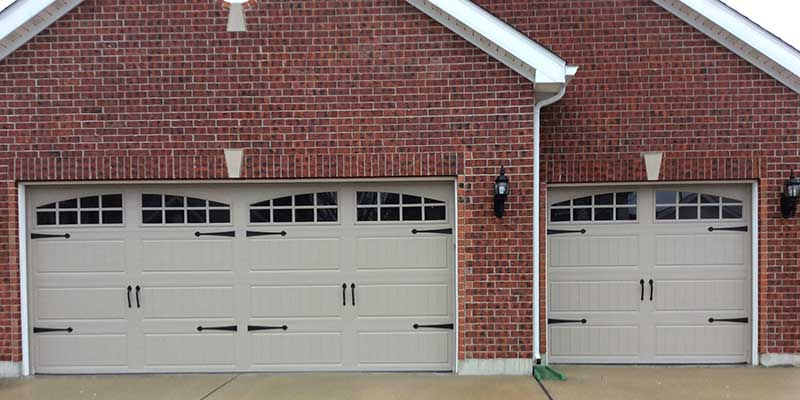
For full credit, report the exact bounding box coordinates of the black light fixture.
[494,166,510,218]
[781,171,800,218]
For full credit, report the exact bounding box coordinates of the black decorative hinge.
[33,327,73,333]
[548,318,587,324]
[413,323,454,330]
[248,325,288,332]
[195,231,236,238]
[246,230,287,237]
[197,325,238,332]
[707,226,748,232]
[31,233,70,239]
[547,229,586,235]
[708,317,748,324]
[411,228,453,235]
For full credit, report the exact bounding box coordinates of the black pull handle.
[33,327,73,333]
[31,233,71,239]
[413,323,454,330]
[548,318,587,324]
[411,228,453,235]
[197,325,238,332]
[195,231,236,238]
[351,283,356,306]
[246,230,287,237]
[247,325,288,332]
[546,229,586,235]
[708,226,748,232]
[135,285,141,308]
[649,279,654,301]
[640,279,645,301]
[127,285,132,308]
[708,317,749,324]
[342,283,347,306]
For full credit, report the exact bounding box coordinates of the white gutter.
[533,86,567,366]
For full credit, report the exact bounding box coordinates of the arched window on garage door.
[249,192,339,223]
[141,194,231,224]
[655,191,743,220]
[355,191,447,222]
[549,191,637,223]
[36,194,124,226]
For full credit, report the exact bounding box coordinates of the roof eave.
[0,0,84,62]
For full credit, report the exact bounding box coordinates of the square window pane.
[59,199,78,209]
[552,200,570,207]
[425,198,444,204]
[357,192,377,205]
[594,207,613,221]
[102,194,123,208]
[317,208,338,222]
[656,206,676,220]
[80,196,99,208]
[295,194,314,206]
[656,191,677,205]
[616,192,637,205]
[678,206,698,219]
[187,209,207,224]
[209,209,231,223]
[357,207,378,221]
[595,193,613,205]
[402,206,422,221]
[59,211,78,225]
[381,192,400,205]
[679,192,698,204]
[616,207,637,221]
[381,207,400,221]
[209,201,228,207]
[102,210,123,224]
[573,208,591,221]
[164,195,184,208]
[252,200,270,207]
[165,210,184,224]
[250,209,270,223]
[722,205,743,219]
[142,210,162,224]
[701,194,720,204]
[425,206,446,221]
[142,194,162,208]
[402,195,421,205]
[187,197,206,207]
[317,192,338,206]
[295,209,314,222]
[573,196,592,206]
[701,206,720,219]
[273,196,292,207]
[273,209,292,223]
[37,212,56,225]
[80,210,100,224]
[550,208,570,222]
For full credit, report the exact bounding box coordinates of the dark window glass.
[165,210,184,224]
[59,211,78,225]
[550,209,570,222]
[164,195,184,208]
[595,193,613,205]
[701,194,720,204]
[102,210,123,224]
[357,192,377,205]
[552,200,570,207]
[317,208,338,222]
[252,200,270,207]
[187,209,207,224]
[402,195,421,204]
[142,210,162,224]
[59,199,78,209]
[80,196,99,208]
[295,194,314,206]
[656,191,676,205]
[317,192,337,206]
[295,209,315,222]
[250,209,270,223]
[187,197,206,207]
[701,206,720,219]
[380,207,400,221]
[722,205,743,219]
[209,201,228,207]
[678,206,698,219]
[102,194,123,208]
[573,208,591,221]
[679,192,698,204]
[616,207,637,221]
[142,194,162,208]
[425,198,444,204]
[381,192,400,205]
[39,202,56,209]
[273,196,292,207]
[209,209,230,223]
[722,197,742,204]
[37,212,57,225]
[425,206,446,221]
[80,211,100,224]
[273,209,292,223]
[656,206,676,220]
[402,207,422,221]
[357,208,378,221]
[616,192,636,205]
[594,207,613,221]
[573,196,592,206]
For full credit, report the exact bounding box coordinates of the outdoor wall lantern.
[494,166,510,218]
[781,171,800,218]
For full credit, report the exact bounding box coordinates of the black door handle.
[342,283,347,306]
[708,226,748,232]
[413,323,454,330]
[195,231,236,238]
[135,285,141,308]
[640,279,645,301]
[351,283,356,306]
[548,318,587,324]
[248,325,288,332]
[708,317,749,324]
[33,326,73,333]
[127,285,132,308]
[411,228,453,235]
[31,233,71,239]
[246,230,287,237]
[649,279,654,301]
[197,325,238,332]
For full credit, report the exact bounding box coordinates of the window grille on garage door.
[549,192,637,223]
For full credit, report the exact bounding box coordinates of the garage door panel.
[37,334,128,368]
[36,288,126,319]
[549,326,640,358]
[33,240,126,273]
[655,234,746,266]
[250,332,342,366]
[248,238,341,271]
[356,284,450,317]
[250,285,343,318]
[144,334,236,366]
[655,325,748,358]
[357,331,451,366]
[549,236,639,268]
[355,237,448,270]
[142,287,235,319]
[142,239,233,272]
[550,281,641,312]
[654,279,748,311]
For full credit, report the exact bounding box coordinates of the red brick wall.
[0,0,798,365]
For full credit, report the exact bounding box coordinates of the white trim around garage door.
[18,182,30,376]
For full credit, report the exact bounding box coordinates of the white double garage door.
[547,184,753,364]
[27,182,455,374]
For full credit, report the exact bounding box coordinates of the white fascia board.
[407,0,572,90]
[0,0,83,62]
[0,0,56,39]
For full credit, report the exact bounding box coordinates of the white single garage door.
[27,182,455,373]
[547,185,752,364]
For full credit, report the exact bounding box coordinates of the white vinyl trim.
[751,181,759,365]
[550,180,759,188]
[453,179,459,373]
[18,183,29,376]
[22,177,457,186]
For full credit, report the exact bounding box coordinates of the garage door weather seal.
[533,365,566,381]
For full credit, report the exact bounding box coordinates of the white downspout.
[533,86,567,366]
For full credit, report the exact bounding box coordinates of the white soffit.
[0,0,84,61]
[406,0,577,93]
[654,0,800,94]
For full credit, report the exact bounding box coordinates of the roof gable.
[0,0,83,61]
